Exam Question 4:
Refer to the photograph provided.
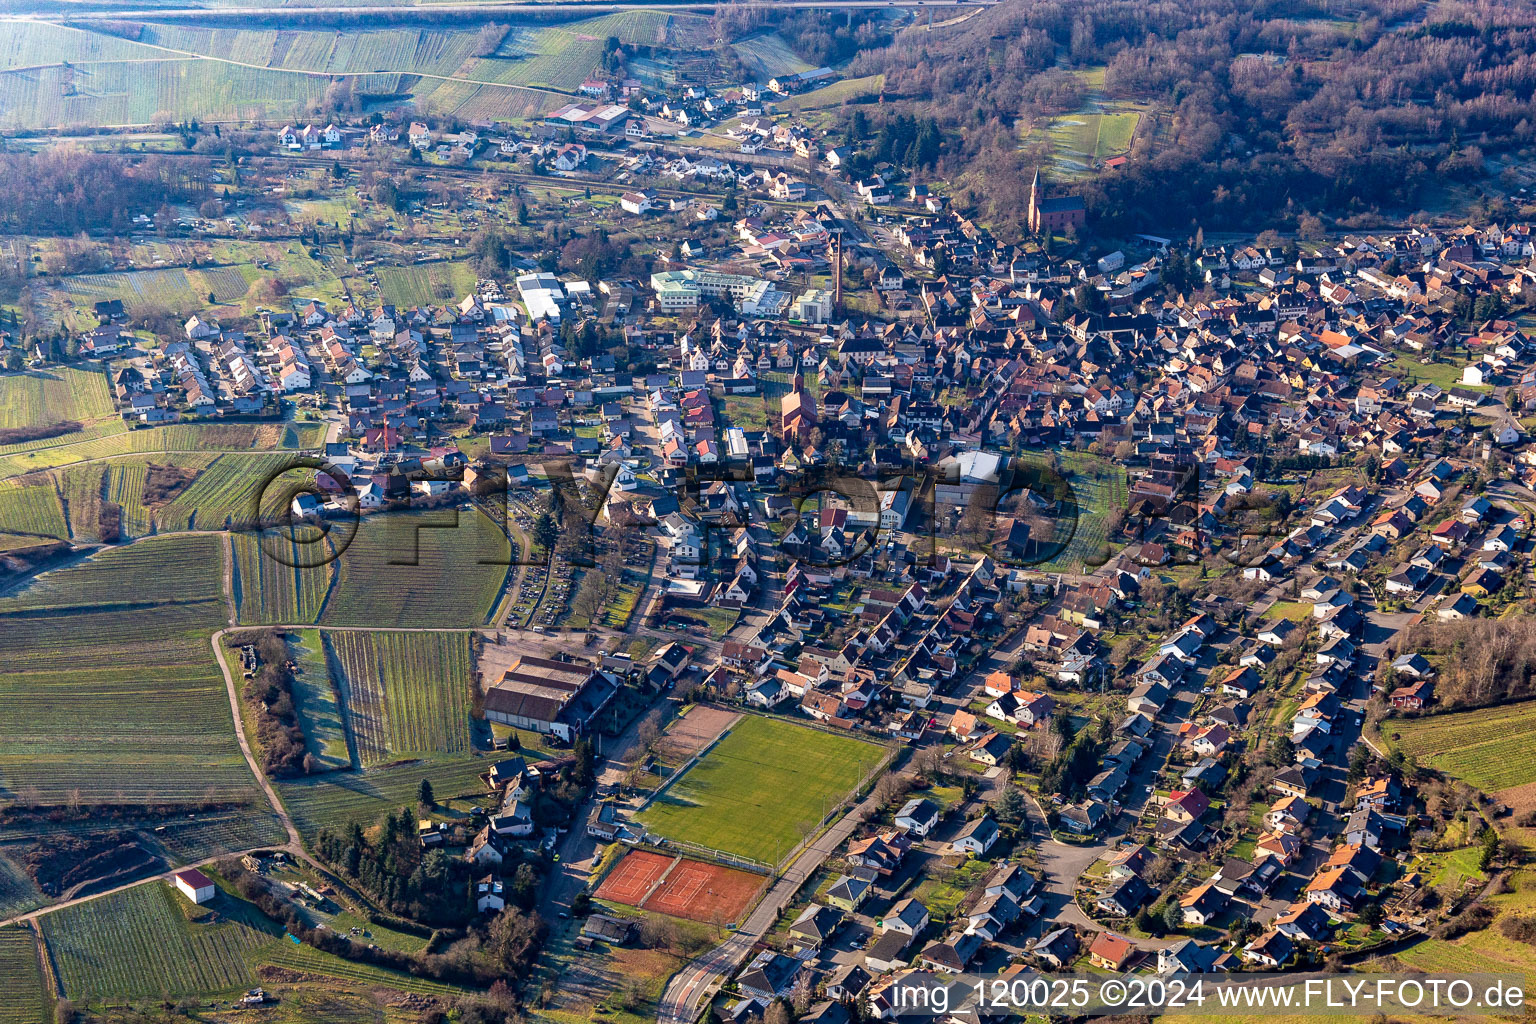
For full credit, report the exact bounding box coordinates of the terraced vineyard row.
[253,939,468,996]
[324,630,474,765]
[231,530,335,624]
[288,629,351,769]
[41,880,275,1001]
[0,535,261,805]
[0,927,48,1024]
[0,481,68,539]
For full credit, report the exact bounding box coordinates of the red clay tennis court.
[640,857,761,925]
[594,849,673,906]
[595,849,763,925]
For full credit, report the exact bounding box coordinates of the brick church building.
[1027,168,1086,235]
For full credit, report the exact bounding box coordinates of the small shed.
[173,868,216,905]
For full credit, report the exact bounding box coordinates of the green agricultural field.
[1046,109,1142,172]
[41,878,277,1001]
[0,421,323,479]
[731,33,812,79]
[321,508,511,628]
[288,629,351,770]
[0,927,48,1024]
[1391,700,1536,793]
[636,714,888,864]
[253,939,468,996]
[776,74,884,113]
[375,261,480,307]
[0,480,68,540]
[277,753,491,843]
[231,529,337,624]
[0,535,265,805]
[0,367,116,431]
[324,630,475,765]
[0,854,45,921]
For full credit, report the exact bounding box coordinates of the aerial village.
[11,58,1536,1024]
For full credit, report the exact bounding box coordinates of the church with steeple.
[1027,168,1086,235]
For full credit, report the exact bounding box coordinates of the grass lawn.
[1428,845,1488,889]
[635,714,887,865]
[1262,600,1314,623]
[721,394,769,433]
[1388,357,1492,394]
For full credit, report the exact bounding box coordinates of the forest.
[847,0,1536,235]
[1391,617,1536,709]
[0,148,206,235]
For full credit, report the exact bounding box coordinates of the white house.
[621,190,655,216]
[950,815,999,856]
[895,797,940,837]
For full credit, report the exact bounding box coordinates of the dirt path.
[208,627,303,850]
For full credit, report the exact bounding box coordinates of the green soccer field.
[635,714,888,865]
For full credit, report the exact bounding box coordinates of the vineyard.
[0,421,324,479]
[56,463,117,542]
[324,630,475,765]
[253,939,468,996]
[374,261,479,308]
[0,480,68,539]
[150,452,305,532]
[0,854,44,921]
[41,879,276,1001]
[231,529,336,624]
[729,32,813,79]
[0,927,48,1024]
[0,20,165,67]
[321,508,511,628]
[1391,700,1536,793]
[0,13,690,129]
[277,754,490,843]
[56,265,253,316]
[288,629,351,770]
[0,367,115,431]
[0,535,263,804]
